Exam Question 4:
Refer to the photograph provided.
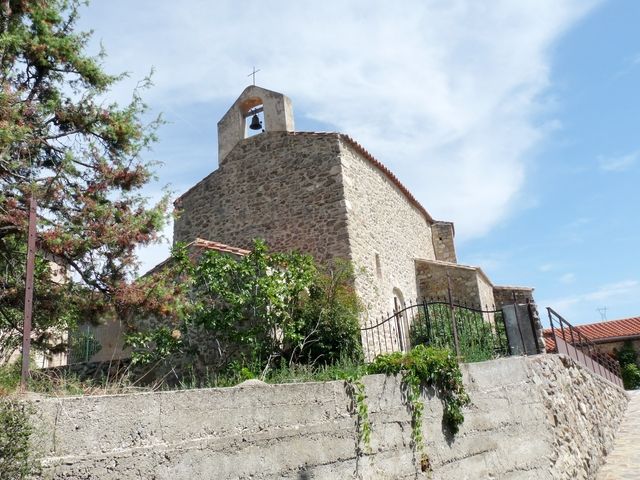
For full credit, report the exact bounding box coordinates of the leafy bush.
[127,240,363,382]
[0,399,39,479]
[621,363,640,390]
[615,341,640,390]
[616,341,638,367]
[0,363,21,396]
[293,260,363,365]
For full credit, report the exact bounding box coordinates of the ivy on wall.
[347,345,470,472]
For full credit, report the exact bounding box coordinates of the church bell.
[249,113,262,131]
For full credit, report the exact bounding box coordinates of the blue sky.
[79,0,639,325]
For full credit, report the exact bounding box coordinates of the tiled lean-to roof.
[143,238,249,277]
[189,238,250,256]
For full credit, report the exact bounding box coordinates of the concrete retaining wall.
[30,354,627,479]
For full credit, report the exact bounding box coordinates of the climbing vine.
[345,377,372,454]
[368,345,470,467]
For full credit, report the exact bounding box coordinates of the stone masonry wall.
[415,259,488,306]
[173,132,351,264]
[493,286,535,308]
[431,222,457,263]
[534,355,628,479]
[31,354,628,480]
[476,270,496,310]
[338,138,435,319]
[593,338,640,357]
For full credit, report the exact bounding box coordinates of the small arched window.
[392,288,405,313]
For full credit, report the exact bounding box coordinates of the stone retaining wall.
[30,354,628,479]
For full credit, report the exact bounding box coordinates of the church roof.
[337,133,435,224]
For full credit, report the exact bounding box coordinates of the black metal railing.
[360,298,509,362]
[546,307,623,387]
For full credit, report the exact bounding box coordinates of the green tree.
[127,240,363,379]
[189,239,318,371]
[294,259,362,366]
[0,0,175,360]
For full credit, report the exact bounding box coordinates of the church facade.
[173,86,533,322]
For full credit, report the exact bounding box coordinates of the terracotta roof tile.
[543,316,640,352]
[190,238,250,256]
[142,238,249,277]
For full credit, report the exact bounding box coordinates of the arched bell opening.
[240,96,265,138]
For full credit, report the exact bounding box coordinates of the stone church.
[173,85,534,321]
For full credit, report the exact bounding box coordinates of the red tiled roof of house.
[543,316,640,352]
[543,334,557,353]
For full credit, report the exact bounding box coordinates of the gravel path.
[596,389,640,480]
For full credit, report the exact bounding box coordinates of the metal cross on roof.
[247,66,260,86]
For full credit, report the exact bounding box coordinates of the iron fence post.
[446,274,461,358]
[422,299,431,344]
[547,307,624,387]
[547,307,557,354]
[394,298,404,352]
[511,292,528,356]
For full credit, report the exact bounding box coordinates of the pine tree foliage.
[0,0,178,358]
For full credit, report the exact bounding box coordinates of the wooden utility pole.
[21,194,37,391]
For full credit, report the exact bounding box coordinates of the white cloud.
[582,280,640,302]
[559,272,575,284]
[80,0,598,255]
[598,150,639,172]
[614,52,640,78]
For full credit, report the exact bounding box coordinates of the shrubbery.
[126,240,362,383]
[367,345,470,471]
[616,341,640,390]
[0,399,39,479]
[621,363,640,390]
